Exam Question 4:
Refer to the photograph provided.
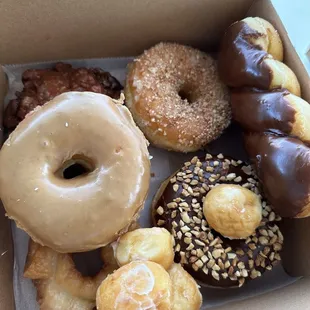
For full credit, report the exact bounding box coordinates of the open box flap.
[0,0,252,64]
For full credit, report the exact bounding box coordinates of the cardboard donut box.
[1,0,310,309]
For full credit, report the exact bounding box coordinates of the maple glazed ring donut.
[0,92,150,253]
[125,42,231,152]
[152,154,284,288]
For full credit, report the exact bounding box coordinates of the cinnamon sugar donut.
[125,43,231,152]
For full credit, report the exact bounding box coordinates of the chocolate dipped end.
[152,155,283,288]
[231,89,296,135]
[244,133,310,218]
[218,21,271,89]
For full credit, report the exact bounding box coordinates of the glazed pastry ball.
[96,261,172,310]
[168,263,202,310]
[203,184,262,239]
[115,227,174,270]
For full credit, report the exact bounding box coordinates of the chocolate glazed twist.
[218,17,310,219]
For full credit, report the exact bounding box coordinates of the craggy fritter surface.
[4,62,123,129]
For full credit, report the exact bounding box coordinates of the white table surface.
[272,0,310,74]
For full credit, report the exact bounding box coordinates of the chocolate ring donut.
[152,154,283,288]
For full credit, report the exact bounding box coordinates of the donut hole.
[178,88,193,103]
[71,248,104,277]
[63,163,89,179]
[57,155,95,180]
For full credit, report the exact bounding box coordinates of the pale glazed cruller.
[0,92,150,253]
[24,240,118,310]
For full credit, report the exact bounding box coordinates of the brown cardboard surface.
[0,67,14,309]
[280,218,310,276]
[0,0,251,64]
[214,277,310,310]
[0,205,14,309]
[0,0,310,309]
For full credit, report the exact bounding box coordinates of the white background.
[272,0,310,74]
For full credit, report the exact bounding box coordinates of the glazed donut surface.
[152,154,283,288]
[0,92,150,252]
[115,227,175,270]
[168,263,202,310]
[96,261,172,310]
[203,184,262,239]
[125,42,231,152]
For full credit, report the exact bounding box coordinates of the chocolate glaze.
[153,154,282,288]
[244,132,310,218]
[218,21,271,89]
[231,89,296,135]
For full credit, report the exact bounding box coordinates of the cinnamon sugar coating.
[125,43,231,152]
